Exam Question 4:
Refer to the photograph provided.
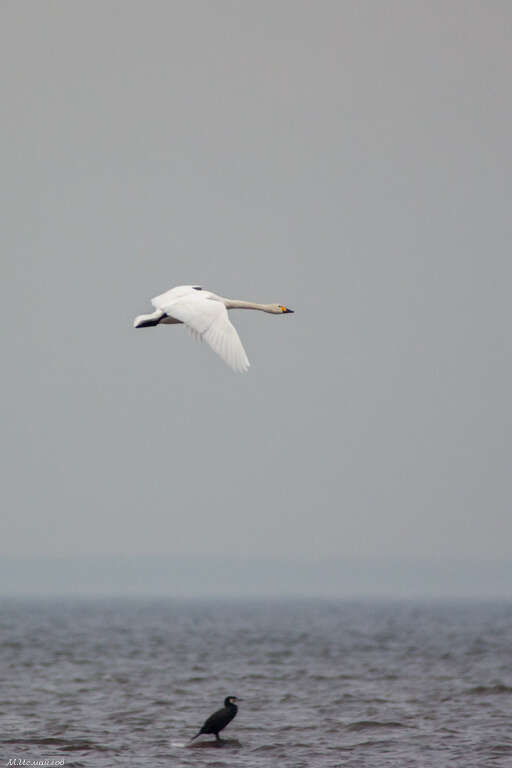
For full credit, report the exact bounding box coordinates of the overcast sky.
[2,1,511,575]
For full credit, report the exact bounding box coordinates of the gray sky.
[2,2,511,575]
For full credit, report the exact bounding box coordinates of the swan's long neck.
[224,298,274,312]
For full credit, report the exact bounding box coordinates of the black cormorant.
[192,696,241,741]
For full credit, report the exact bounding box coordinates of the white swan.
[134,285,294,372]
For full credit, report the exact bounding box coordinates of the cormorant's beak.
[280,306,294,313]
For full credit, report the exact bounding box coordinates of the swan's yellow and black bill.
[280,306,294,313]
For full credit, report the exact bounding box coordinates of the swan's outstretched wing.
[151,285,199,309]
[154,292,250,373]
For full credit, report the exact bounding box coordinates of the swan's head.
[269,304,294,314]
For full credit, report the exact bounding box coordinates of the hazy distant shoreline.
[1,555,510,599]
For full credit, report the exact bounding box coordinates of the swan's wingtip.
[233,362,250,374]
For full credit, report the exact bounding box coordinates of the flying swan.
[133,285,294,372]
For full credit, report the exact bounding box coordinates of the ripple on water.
[465,684,512,696]
[346,721,410,732]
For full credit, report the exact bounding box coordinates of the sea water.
[1,597,511,767]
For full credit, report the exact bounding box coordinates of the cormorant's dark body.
[192,696,239,741]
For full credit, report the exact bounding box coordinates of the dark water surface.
[0,598,511,767]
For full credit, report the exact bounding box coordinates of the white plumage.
[134,285,294,373]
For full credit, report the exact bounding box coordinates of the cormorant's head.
[224,696,240,706]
